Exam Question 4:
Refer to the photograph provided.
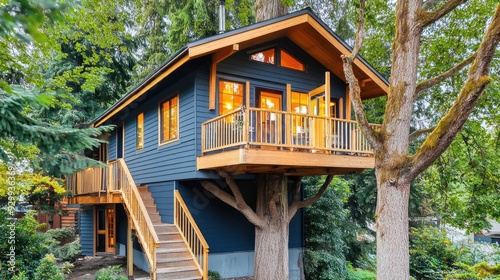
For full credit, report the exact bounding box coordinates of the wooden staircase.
[138,186,202,280]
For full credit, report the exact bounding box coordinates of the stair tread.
[156,277,201,280]
[158,240,185,244]
[156,256,193,263]
[156,266,199,273]
[156,247,189,253]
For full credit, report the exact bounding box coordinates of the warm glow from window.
[291,91,308,134]
[250,48,275,64]
[160,95,178,143]
[136,113,144,150]
[280,49,305,71]
[219,80,244,115]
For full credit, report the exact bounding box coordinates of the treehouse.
[65,8,388,280]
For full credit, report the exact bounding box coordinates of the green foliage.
[33,254,64,280]
[445,262,500,279]
[347,265,376,280]
[0,210,49,279]
[303,176,350,279]
[50,240,81,261]
[208,270,221,280]
[410,227,459,280]
[94,265,127,280]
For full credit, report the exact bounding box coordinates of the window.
[160,95,178,143]
[136,113,144,150]
[219,80,244,115]
[280,49,305,71]
[250,48,275,64]
[291,91,308,134]
[250,47,305,71]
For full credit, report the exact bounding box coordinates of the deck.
[197,107,378,175]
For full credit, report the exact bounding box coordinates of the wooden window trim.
[136,112,144,150]
[158,93,180,146]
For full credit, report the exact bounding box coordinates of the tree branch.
[409,126,436,143]
[290,175,333,216]
[416,53,476,96]
[288,176,303,221]
[409,4,500,180]
[201,171,265,228]
[341,0,382,151]
[420,0,468,28]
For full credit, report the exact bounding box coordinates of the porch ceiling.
[197,148,374,176]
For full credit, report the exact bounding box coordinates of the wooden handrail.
[174,190,209,280]
[110,159,159,280]
[201,107,380,155]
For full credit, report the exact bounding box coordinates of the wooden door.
[96,205,115,254]
[257,89,282,144]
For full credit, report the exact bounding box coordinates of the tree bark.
[255,0,288,22]
[375,176,411,280]
[254,174,289,280]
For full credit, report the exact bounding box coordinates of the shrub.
[51,239,81,261]
[410,227,459,280]
[33,254,64,280]
[45,227,75,244]
[347,266,376,280]
[94,265,127,280]
[0,210,50,279]
[208,270,221,280]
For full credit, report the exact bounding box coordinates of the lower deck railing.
[201,107,380,155]
[174,190,209,280]
[66,159,159,279]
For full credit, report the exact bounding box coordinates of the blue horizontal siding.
[117,72,199,184]
[178,180,302,254]
[147,181,175,223]
[108,129,117,161]
[80,206,94,256]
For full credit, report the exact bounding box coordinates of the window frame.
[249,46,306,72]
[136,112,144,150]
[158,93,180,146]
[218,79,246,116]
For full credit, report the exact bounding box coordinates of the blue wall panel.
[178,180,303,254]
[147,181,175,223]
[117,72,199,184]
[80,206,94,256]
[108,129,117,161]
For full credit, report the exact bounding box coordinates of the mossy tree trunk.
[342,1,500,279]
[201,172,332,280]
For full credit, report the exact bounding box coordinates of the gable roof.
[92,8,389,127]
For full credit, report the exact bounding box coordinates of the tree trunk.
[375,173,410,280]
[254,174,289,280]
[255,0,288,22]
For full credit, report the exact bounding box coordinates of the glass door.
[96,205,115,254]
[257,89,282,144]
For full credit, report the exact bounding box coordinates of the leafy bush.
[0,210,50,279]
[303,176,351,280]
[410,227,459,280]
[347,266,376,280]
[208,270,221,280]
[33,254,64,280]
[94,265,127,280]
[45,227,75,244]
[51,239,81,261]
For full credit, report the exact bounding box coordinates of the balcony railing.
[66,160,159,279]
[201,107,379,155]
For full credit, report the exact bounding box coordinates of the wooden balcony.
[198,107,379,175]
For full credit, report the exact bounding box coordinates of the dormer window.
[250,48,275,64]
[280,49,305,71]
[250,47,305,72]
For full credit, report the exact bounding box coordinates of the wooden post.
[127,220,134,279]
[286,84,292,146]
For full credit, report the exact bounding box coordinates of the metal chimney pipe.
[219,0,226,33]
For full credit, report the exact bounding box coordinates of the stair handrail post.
[174,190,209,279]
[114,158,160,279]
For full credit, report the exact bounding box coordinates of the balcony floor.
[197,147,374,175]
[67,192,122,204]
